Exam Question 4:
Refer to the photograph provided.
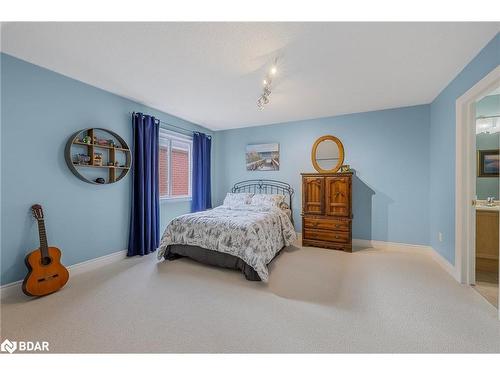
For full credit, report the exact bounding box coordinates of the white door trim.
[455,65,499,315]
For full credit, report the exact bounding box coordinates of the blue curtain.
[191,132,212,212]
[128,113,160,256]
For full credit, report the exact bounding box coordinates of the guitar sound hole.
[41,256,52,265]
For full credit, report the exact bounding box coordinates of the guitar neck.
[37,219,49,258]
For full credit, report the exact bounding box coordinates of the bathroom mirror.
[311,135,345,173]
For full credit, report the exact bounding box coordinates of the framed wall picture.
[477,149,499,177]
[246,143,280,171]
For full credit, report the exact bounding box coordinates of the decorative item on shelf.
[94,152,103,166]
[65,127,132,185]
[340,164,351,173]
[74,153,90,165]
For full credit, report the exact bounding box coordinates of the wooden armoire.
[301,172,353,252]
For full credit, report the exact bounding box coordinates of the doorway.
[455,66,500,319]
[473,90,499,307]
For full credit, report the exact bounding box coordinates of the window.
[159,129,192,200]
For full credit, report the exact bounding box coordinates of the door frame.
[455,65,499,316]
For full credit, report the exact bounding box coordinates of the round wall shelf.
[65,128,132,184]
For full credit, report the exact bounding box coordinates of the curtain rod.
[131,112,211,138]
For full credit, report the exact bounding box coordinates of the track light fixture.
[257,59,278,110]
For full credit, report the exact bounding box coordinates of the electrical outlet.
[438,232,443,242]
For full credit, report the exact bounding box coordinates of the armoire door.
[302,177,324,215]
[325,177,350,217]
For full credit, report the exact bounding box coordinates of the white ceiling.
[1,22,499,130]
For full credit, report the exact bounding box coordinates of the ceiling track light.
[257,58,278,110]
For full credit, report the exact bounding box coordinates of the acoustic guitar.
[22,204,69,297]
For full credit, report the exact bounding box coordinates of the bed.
[157,180,297,281]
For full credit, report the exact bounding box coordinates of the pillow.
[250,194,285,208]
[223,192,253,207]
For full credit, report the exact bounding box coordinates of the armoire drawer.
[303,228,350,243]
[303,217,350,232]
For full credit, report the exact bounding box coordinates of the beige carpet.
[474,271,499,308]
[1,243,499,353]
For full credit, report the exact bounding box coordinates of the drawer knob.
[334,224,340,228]
[335,235,340,239]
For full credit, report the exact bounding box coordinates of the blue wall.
[429,33,499,265]
[0,53,212,285]
[2,32,498,285]
[214,105,431,246]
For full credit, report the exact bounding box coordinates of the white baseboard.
[353,239,459,281]
[427,247,459,282]
[67,249,128,277]
[298,232,459,282]
[358,239,461,282]
[352,238,430,252]
[0,249,127,300]
[3,235,460,299]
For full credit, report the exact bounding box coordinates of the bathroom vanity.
[476,202,499,274]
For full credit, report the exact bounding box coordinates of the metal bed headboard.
[231,179,294,213]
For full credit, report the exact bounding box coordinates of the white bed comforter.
[157,205,297,281]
